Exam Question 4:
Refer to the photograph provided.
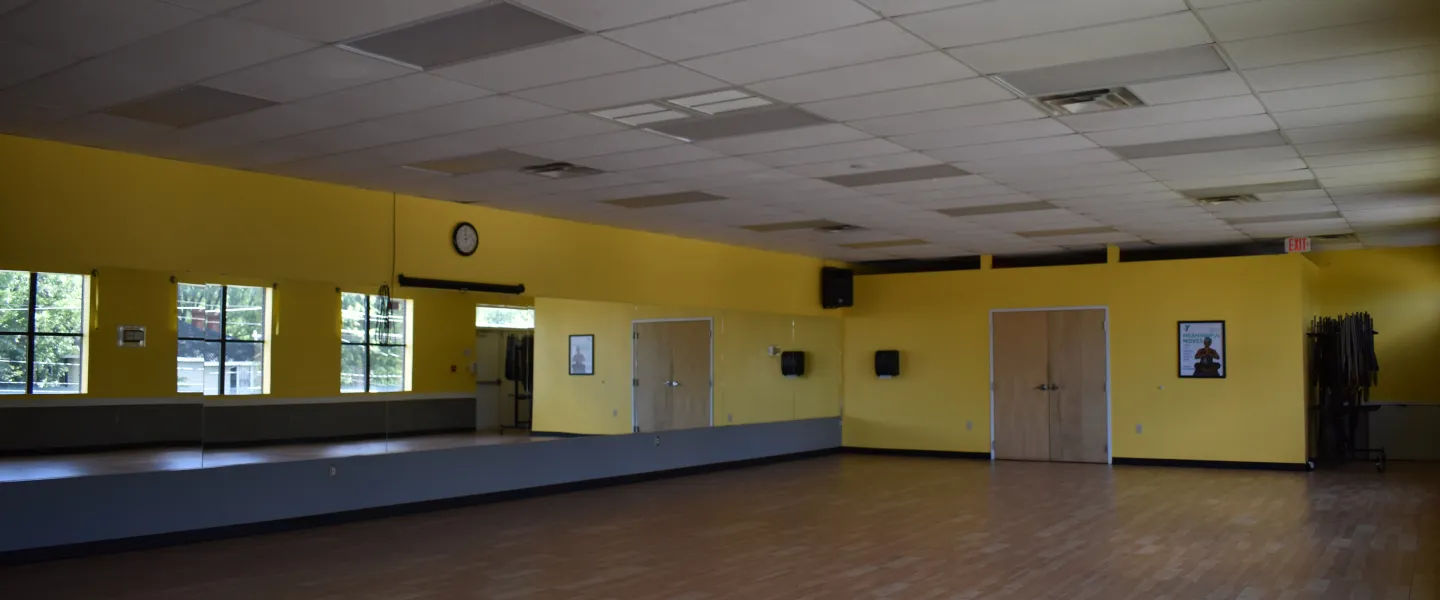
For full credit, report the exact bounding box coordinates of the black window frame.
[0,271,87,395]
[176,283,267,396]
[340,293,408,393]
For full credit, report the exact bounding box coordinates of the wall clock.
[453,222,478,256]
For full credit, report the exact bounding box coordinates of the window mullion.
[25,272,37,394]
[218,285,227,396]
[364,295,372,393]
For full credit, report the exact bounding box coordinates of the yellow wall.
[1309,246,1440,404]
[843,254,1311,464]
[533,298,842,434]
[0,136,830,400]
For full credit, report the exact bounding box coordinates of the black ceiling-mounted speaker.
[780,351,806,377]
[875,350,900,378]
[821,267,854,309]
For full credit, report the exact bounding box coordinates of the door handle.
[1049,384,1060,390]
[663,380,680,387]
[1036,384,1050,391]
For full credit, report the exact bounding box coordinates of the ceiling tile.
[1108,131,1290,159]
[785,151,941,178]
[647,107,828,142]
[517,0,737,31]
[161,0,254,13]
[1198,0,1406,42]
[1221,19,1430,69]
[623,157,768,181]
[948,13,1213,74]
[1271,96,1436,129]
[347,95,562,143]
[512,64,726,111]
[231,0,487,43]
[105,85,276,128]
[1297,135,1435,158]
[1260,74,1440,112]
[1313,159,1438,180]
[1033,181,1175,201]
[994,44,1230,97]
[955,148,1121,173]
[985,161,1139,184]
[1059,96,1265,132]
[1009,172,1157,193]
[1283,118,1420,145]
[1305,145,1440,169]
[433,35,661,92]
[697,123,872,155]
[293,73,490,124]
[0,0,203,59]
[602,0,877,61]
[1165,168,1317,192]
[0,39,74,89]
[342,3,582,69]
[859,0,988,17]
[4,17,317,115]
[895,0,1186,48]
[800,78,1016,122]
[923,135,1099,162]
[851,101,1049,137]
[1131,146,1301,173]
[1242,46,1438,92]
[890,118,1073,151]
[746,138,909,167]
[1128,72,1253,105]
[749,52,976,104]
[1085,115,1278,147]
[450,112,626,149]
[514,129,681,161]
[579,144,725,171]
[205,46,416,103]
[679,21,930,85]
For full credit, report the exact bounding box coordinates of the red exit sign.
[1286,237,1311,253]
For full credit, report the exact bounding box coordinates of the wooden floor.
[1,455,1436,599]
[0,432,555,483]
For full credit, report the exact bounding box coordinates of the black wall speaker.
[780,351,806,377]
[821,267,854,309]
[875,350,900,378]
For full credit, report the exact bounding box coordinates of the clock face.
[453,222,478,256]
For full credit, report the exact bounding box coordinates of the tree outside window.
[341,293,409,393]
[0,270,87,394]
[177,283,268,395]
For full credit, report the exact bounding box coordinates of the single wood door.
[993,311,1052,461]
[1047,310,1108,463]
[633,321,712,432]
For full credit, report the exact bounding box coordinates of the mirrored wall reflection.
[0,402,204,483]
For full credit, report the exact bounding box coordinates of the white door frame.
[988,306,1112,464]
[631,318,715,432]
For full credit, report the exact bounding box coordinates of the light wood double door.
[993,310,1109,463]
[633,320,712,433]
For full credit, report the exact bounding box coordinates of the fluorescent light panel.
[604,191,726,209]
[1181,179,1323,199]
[841,239,929,249]
[741,219,845,232]
[1018,226,1118,238]
[667,89,773,115]
[994,45,1231,96]
[343,3,581,69]
[1109,131,1290,160]
[591,103,689,126]
[646,107,829,142]
[938,201,1056,217]
[1224,210,1343,225]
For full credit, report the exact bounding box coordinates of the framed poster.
[1178,321,1226,378]
[568,334,594,376]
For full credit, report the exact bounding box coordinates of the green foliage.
[0,270,84,393]
[341,293,408,393]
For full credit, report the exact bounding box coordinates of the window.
[475,305,534,329]
[341,293,411,393]
[176,283,270,395]
[0,270,88,394]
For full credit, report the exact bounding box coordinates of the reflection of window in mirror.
[340,292,414,393]
[475,305,533,329]
[0,269,90,395]
[176,282,272,395]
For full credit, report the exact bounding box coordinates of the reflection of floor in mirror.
[0,432,560,483]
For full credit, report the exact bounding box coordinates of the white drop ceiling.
[2,0,1437,262]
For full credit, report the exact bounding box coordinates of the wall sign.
[117,325,146,348]
[1285,237,1311,253]
[1178,321,1225,378]
[569,334,594,376]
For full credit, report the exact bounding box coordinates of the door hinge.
[632,378,638,387]
[633,331,639,340]
[634,425,639,433]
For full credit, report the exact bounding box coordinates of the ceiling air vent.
[818,224,865,233]
[1035,87,1142,116]
[1195,194,1260,206]
[520,162,603,179]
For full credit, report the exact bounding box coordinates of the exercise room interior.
[1,0,1438,597]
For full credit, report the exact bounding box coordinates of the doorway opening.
[474,305,535,433]
[631,319,713,433]
[989,307,1112,464]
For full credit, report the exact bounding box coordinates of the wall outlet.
[329,465,337,477]
[966,420,973,431]
[653,435,661,446]
[1135,424,1143,434]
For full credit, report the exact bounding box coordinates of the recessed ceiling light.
[1180,179,1322,199]
[603,191,726,209]
[520,162,603,179]
[667,89,773,115]
[821,164,970,188]
[104,86,277,128]
[645,107,828,142]
[591,103,689,126]
[1034,87,1143,116]
[937,201,1056,217]
[741,219,846,233]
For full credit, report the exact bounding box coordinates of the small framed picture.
[1178,321,1226,379]
[568,334,594,376]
